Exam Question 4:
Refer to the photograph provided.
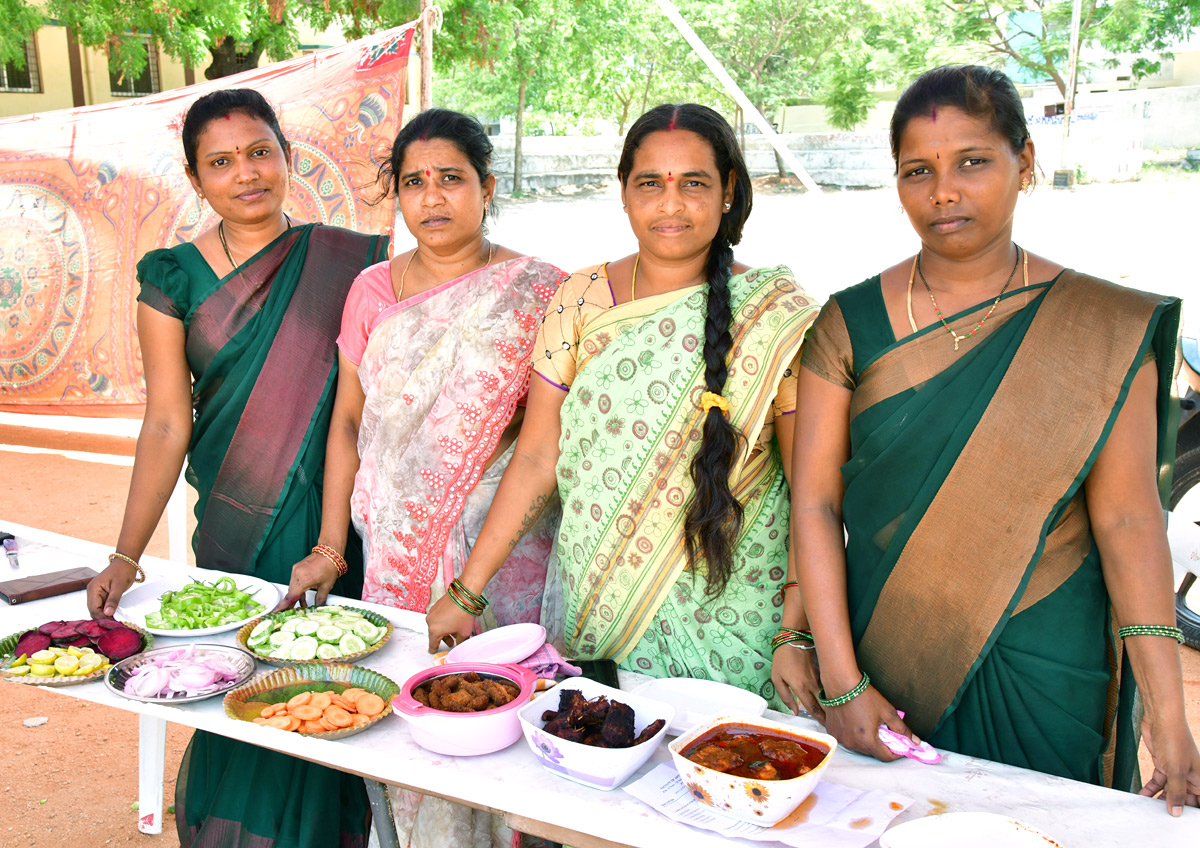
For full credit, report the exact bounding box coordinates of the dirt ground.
[1,442,1199,846]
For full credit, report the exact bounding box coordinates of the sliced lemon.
[66,646,85,658]
[6,665,30,676]
[28,650,57,666]
[9,653,27,668]
[29,664,56,677]
[49,647,67,657]
[77,654,103,673]
[53,655,79,675]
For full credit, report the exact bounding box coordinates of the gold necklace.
[219,213,291,270]
[907,246,1025,350]
[630,254,640,301]
[398,239,494,301]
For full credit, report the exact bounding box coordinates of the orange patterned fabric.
[0,24,414,414]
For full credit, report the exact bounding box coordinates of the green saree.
[802,270,1180,788]
[546,264,819,704]
[137,223,388,848]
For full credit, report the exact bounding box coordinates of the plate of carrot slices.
[224,663,399,741]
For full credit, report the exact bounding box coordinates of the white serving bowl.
[517,676,674,791]
[668,714,837,825]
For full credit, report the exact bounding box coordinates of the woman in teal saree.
[86,90,387,847]
[789,65,1200,813]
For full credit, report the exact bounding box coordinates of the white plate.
[105,643,258,704]
[444,623,546,665]
[116,571,281,637]
[879,812,1063,848]
[632,677,767,736]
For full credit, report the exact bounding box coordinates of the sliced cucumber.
[249,619,273,641]
[268,643,293,660]
[268,630,295,647]
[339,633,367,655]
[316,643,341,660]
[315,625,344,643]
[289,636,319,660]
[294,620,320,636]
[307,612,334,623]
[352,620,381,643]
[279,618,303,633]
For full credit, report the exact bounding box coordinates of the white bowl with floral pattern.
[517,676,674,791]
[668,714,837,825]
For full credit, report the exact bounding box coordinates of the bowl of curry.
[668,715,837,825]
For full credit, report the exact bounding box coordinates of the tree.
[933,0,1200,96]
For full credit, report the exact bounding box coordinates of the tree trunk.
[639,59,656,116]
[513,74,527,196]
[758,101,788,180]
[205,37,263,80]
[618,96,632,136]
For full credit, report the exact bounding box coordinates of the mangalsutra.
[398,239,494,301]
[909,246,1025,351]
[630,254,640,301]
[219,213,292,270]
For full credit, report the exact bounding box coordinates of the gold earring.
[1020,179,1031,194]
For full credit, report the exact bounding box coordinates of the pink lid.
[444,622,546,665]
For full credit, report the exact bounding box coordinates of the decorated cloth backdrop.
[0,24,414,414]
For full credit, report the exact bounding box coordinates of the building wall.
[0,27,75,116]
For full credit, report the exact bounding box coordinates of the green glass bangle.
[1116,624,1184,644]
[451,578,488,609]
[817,672,870,708]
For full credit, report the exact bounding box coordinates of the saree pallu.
[556,266,819,703]
[814,271,1179,788]
[138,223,387,848]
[352,256,563,629]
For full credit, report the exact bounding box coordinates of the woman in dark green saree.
[86,90,387,847]
[788,65,1200,814]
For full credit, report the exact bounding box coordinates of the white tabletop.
[1,521,1196,847]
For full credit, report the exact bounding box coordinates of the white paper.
[624,764,912,848]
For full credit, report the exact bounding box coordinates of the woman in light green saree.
[426,104,822,712]
[789,65,1200,813]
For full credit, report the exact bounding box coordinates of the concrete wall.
[0,27,75,116]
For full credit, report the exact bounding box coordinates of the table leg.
[137,715,167,834]
[365,780,400,848]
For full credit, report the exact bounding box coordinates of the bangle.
[817,672,870,708]
[311,544,348,578]
[109,552,145,584]
[1117,624,1184,644]
[778,581,800,601]
[770,627,815,653]
[446,578,488,617]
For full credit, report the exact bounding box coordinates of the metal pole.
[1060,0,1083,172]
[651,0,822,194]
[420,0,433,111]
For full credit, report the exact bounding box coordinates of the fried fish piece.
[600,699,636,748]
[632,718,666,745]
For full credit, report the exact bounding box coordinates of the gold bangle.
[109,552,146,584]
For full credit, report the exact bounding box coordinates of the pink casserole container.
[393,661,537,756]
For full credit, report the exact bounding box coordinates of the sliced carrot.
[291,704,322,721]
[356,693,385,717]
[324,707,353,728]
[287,692,313,709]
[309,692,333,711]
[317,716,336,732]
[350,713,371,726]
[284,715,302,732]
[266,715,292,730]
[252,717,270,726]
[340,688,367,705]
[328,694,353,710]
[301,720,326,734]
[260,703,284,718]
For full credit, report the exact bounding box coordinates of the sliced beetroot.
[66,635,93,647]
[78,620,106,639]
[15,631,52,657]
[37,621,66,636]
[96,627,143,661]
[50,625,81,641]
[96,619,125,630]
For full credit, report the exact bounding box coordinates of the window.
[109,38,160,97]
[0,39,40,93]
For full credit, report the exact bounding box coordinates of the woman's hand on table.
[86,561,137,619]
[821,683,911,762]
[771,646,825,723]
[426,593,476,652]
[273,553,339,612]
[1139,713,1200,815]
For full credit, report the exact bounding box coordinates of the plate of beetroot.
[1,619,153,686]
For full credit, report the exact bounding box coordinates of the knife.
[0,533,17,568]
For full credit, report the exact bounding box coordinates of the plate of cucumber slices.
[236,605,393,667]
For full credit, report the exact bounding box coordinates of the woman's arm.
[771,409,824,720]
[790,368,908,759]
[426,374,568,651]
[1085,361,1200,815]
[275,352,366,610]
[87,305,193,618]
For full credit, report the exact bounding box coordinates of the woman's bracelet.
[447,578,488,617]
[817,672,871,708]
[311,544,348,578]
[778,580,800,601]
[771,627,815,653]
[109,552,146,584]
[1116,624,1184,644]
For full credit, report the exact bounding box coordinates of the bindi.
[425,169,431,177]
[667,172,674,182]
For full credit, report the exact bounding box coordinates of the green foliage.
[0,0,46,69]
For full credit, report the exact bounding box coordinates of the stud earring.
[1020,179,1031,194]
[723,202,731,211]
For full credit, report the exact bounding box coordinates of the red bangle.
[778,580,800,600]
[311,544,348,578]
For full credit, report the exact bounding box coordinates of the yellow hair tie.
[700,391,730,415]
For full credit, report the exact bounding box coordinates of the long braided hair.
[617,104,754,597]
